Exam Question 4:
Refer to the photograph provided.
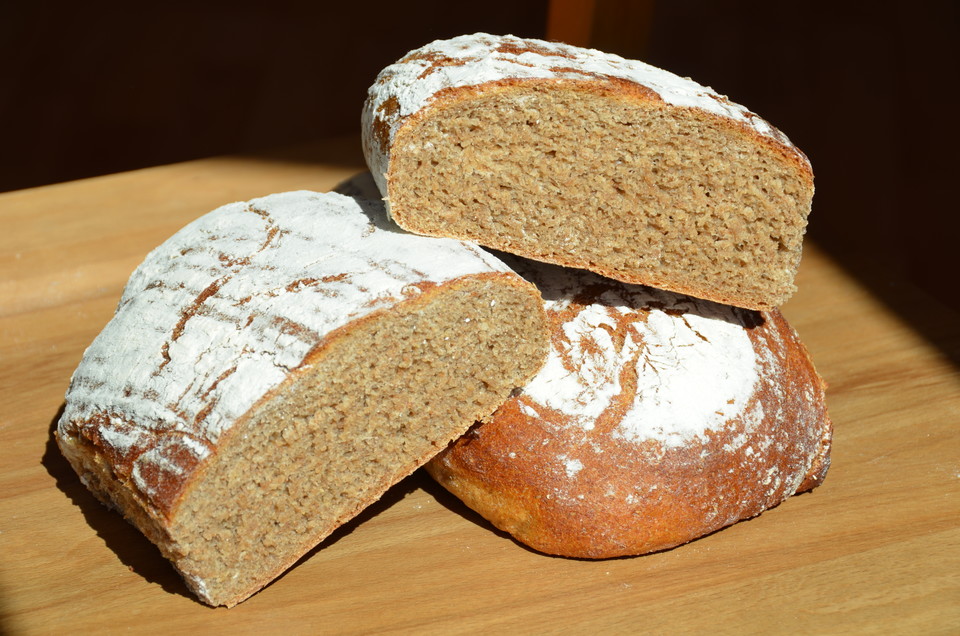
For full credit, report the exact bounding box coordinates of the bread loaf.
[362,33,814,310]
[426,256,831,558]
[56,191,549,606]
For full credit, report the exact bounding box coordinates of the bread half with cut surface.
[426,255,831,558]
[362,33,814,310]
[56,191,549,607]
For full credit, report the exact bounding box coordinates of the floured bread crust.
[56,191,549,606]
[426,257,831,558]
[362,33,815,310]
[363,33,809,192]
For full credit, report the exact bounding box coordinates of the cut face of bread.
[363,33,815,310]
[56,191,549,606]
[426,256,831,559]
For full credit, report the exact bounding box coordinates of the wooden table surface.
[2,136,958,634]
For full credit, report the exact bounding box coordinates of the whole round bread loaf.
[56,191,549,606]
[362,33,814,310]
[425,256,831,558]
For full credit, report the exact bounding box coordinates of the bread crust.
[363,33,812,193]
[426,259,831,558]
[362,33,815,310]
[56,191,549,606]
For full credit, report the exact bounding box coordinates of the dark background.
[3,1,957,350]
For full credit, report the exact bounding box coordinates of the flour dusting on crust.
[58,191,513,514]
[513,259,759,448]
[362,33,805,200]
[427,257,830,557]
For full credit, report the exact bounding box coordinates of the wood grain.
[2,137,958,633]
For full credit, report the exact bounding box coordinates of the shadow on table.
[810,236,960,370]
[42,405,191,600]
[415,468,548,557]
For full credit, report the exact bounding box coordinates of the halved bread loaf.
[56,191,549,606]
[426,255,831,558]
[362,33,814,310]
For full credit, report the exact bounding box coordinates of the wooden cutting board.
[2,136,958,634]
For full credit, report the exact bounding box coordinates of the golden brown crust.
[426,298,831,558]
